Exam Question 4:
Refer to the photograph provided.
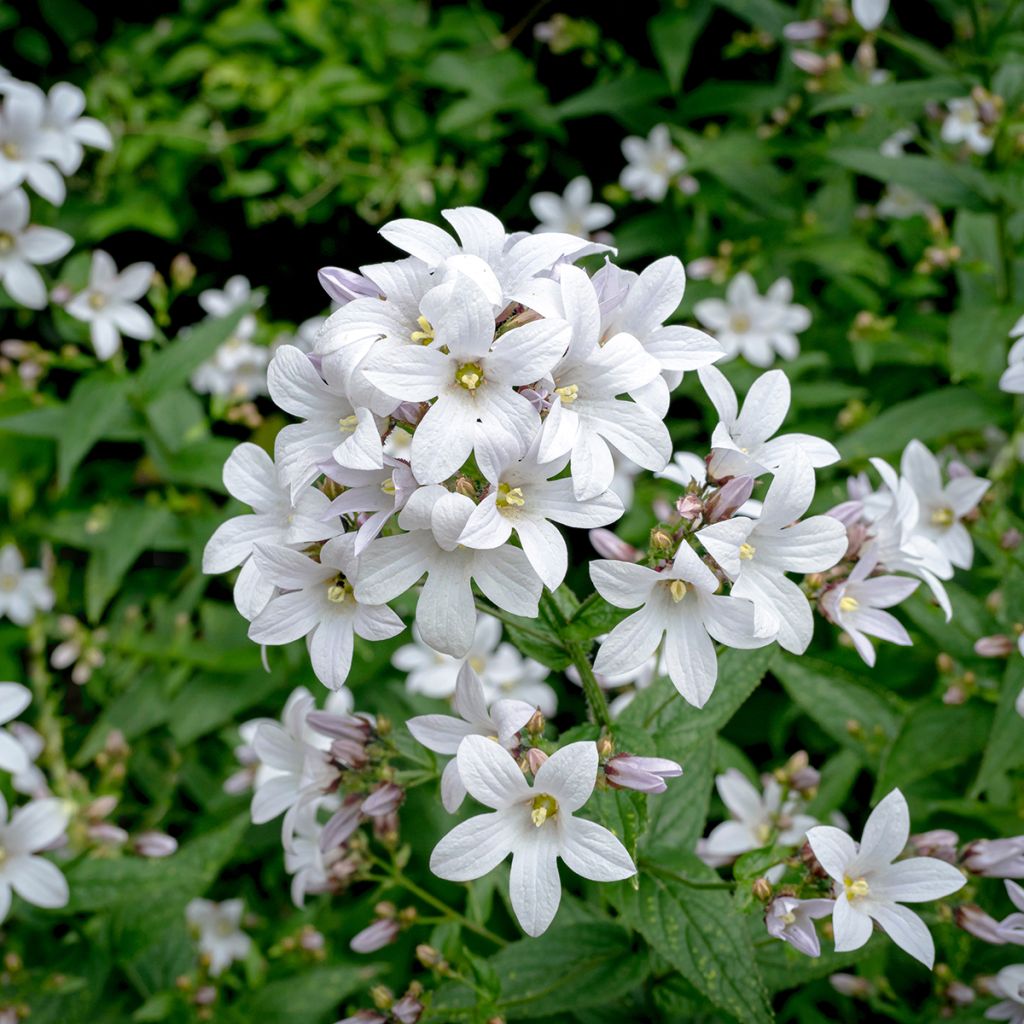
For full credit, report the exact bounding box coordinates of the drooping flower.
[806,788,966,968]
[529,176,613,237]
[591,541,771,709]
[248,535,405,691]
[765,896,835,957]
[0,188,73,309]
[698,455,848,653]
[0,793,70,923]
[619,124,686,202]
[941,98,993,155]
[0,682,31,775]
[407,662,535,811]
[0,544,54,626]
[65,250,155,360]
[430,735,635,936]
[694,273,810,367]
[185,898,252,976]
[963,837,1024,879]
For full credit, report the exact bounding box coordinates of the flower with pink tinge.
[407,662,534,812]
[430,736,635,936]
[765,896,835,957]
[605,754,682,794]
[964,837,1024,879]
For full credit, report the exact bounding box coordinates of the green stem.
[473,598,555,647]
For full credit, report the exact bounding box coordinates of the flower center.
[2,142,20,159]
[739,542,756,560]
[0,231,14,252]
[455,362,483,391]
[668,579,688,603]
[469,656,485,672]
[730,313,751,334]
[327,578,354,604]
[380,478,396,496]
[555,384,579,404]
[844,875,870,901]
[215,918,236,937]
[780,910,796,925]
[410,315,434,345]
[0,573,18,593]
[88,292,108,311]
[338,414,358,433]
[495,483,526,510]
[838,595,859,613]
[754,822,772,845]
[957,107,975,124]
[930,506,954,526]
[530,793,558,827]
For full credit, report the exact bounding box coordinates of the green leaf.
[714,0,791,35]
[644,735,714,854]
[649,2,711,91]
[810,77,964,115]
[838,387,1000,460]
[554,71,670,121]
[144,388,208,452]
[973,658,1024,797]
[226,966,374,1024]
[949,305,1020,387]
[614,855,773,1024]
[564,592,630,643]
[57,372,134,489]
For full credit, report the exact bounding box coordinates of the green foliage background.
[1,1,1023,1022]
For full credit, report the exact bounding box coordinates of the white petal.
[431,810,522,880]
[456,733,531,809]
[559,816,636,881]
[589,559,659,609]
[0,682,31,725]
[308,616,356,691]
[248,590,322,646]
[8,855,68,909]
[593,605,666,678]
[510,825,562,936]
[534,741,597,812]
[806,825,857,882]
[440,757,468,812]
[6,798,68,854]
[853,789,909,874]
[871,857,965,903]
[407,714,477,755]
[832,893,874,952]
[868,901,934,967]
[417,557,477,658]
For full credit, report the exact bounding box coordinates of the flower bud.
[963,837,1024,878]
[704,476,754,523]
[85,794,119,820]
[416,944,446,969]
[605,754,683,794]
[589,529,641,562]
[170,253,196,290]
[134,830,178,858]
[974,634,1015,657]
[649,527,674,554]
[308,711,373,742]
[954,904,1006,944]
[525,747,548,774]
[321,796,364,851]
[791,50,828,76]
[361,783,403,818]
[946,981,975,1007]
[350,918,400,954]
[1000,528,1022,551]
[526,709,545,736]
[392,995,424,1024]
[909,829,959,862]
[829,974,873,998]
[88,823,130,846]
[752,877,773,902]
[318,266,377,305]
[783,19,827,41]
[677,494,703,521]
[455,476,477,498]
[596,735,615,759]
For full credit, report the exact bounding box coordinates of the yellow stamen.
[531,793,558,827]
[730,313,751,333]
[780,911,796,925]
[2,142,19,159]
[410,315,434,344]
[380,478,396,495]
[327,580,353,604]
[555,384,579,404]
[0,232,13,252]
[739,542,756,560]
[338,414,358,433]
[930,506,954,526]
[455,362,483,390]
[844,875,870,900]
[754,822,772,845]
[496,483,526,509]
[88,292,107,310]
[669,579,688,602]
[0,574,17,593]
[839,595,859,613]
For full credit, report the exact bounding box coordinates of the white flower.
[202,443,340,621]
[458,442,623,590]
[0,544,54,626]
[591,540,771,709]
[0,682,31,775]
[392,614,555,712]
[853,0,889,31]
[697,768,816,867]
[248,535,405,691]
[38,82,112,175]
[1001,322,1024,394]
[941,98,993,155]
[698,365,840,481]
[430,735,635,936]
[408,662,535,812]
[698,455,848,653]
[619,124,685,202]
[807,788,966,968]
[7,722,45,796]
[765,896,835,957]
[354,487,543,658]
[360,276,569,485]
[876,185,932,220]
[283,804,332,907]
[0,793,69,923]
[198,274,264,340]
[987,964,1024,1023]
[880,128,915,157]
[898,440,989,570]
[65,250,155,360]
[0,188,72,308]
[268,344,385,494]
[323,456,418,555]
[530,177,613,237]
[190,333,271,399]
[694,272,810,367]
[820,557,919,667]
[185,898,252,976]
[0,84,66,204]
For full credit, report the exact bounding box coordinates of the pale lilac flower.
[619,124,686,202]
[134,831,178,858]
[430,736,635,936]
[0,794,70,922]
[0,544,54,626]
[65,250,155,360]
[765,896,835,957]
[807,788,966,968]
[408,662,534,812]
[986,964,1024,1024]
[190,334,270,400]
[0,188,72,309]
[350,918,399,953]
[530,177,613,237]
[605,754,682,794]
[185,898,251,976]
[964,838,1024,879]
[941,98,993,155]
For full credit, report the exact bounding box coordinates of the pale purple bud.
[791,49,828,76]
[350,918,400,954]
[783,19,828,41]
[308,711,372,742]
[686,257,717,280]
[194,986,217,1006]
[318,266,378,305]
[826,500,864,527]
[519,386,550,413]
[606,754,683,794]
[910,829,959,862]
[372,811,399,841]
[829,974,873,998]
[677,174,700,196]
[223,768,254,795]
[589,529,641,562]
[50,639,81,670]
[677,494,703,521]
[86,794,119,819]
[300,927,325,951]
[71,661,94,686]
[0,339,33,358]
[392,995,424,1024]
[963,837,1024,878]
[704,476,754,523]
[330,737,369,769]
[88,823,129,846]
[321,796,363,851]
[526,748,548,774]
[361,783,403,818]
[955,904,1007,944]
[975,634,1016,657]
[134,830,178,858]
[392,401,425,427]
[947,981,975,1007]
[336,1013,387,1024]
[947,459,973,479]
[790,765,821,794]
[1000,528,1022,551]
